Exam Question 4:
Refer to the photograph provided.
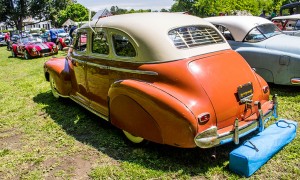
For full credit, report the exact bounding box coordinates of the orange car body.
[44,13,277,148]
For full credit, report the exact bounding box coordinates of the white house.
[23,17,52,30]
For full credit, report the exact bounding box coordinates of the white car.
[205,15,300,86]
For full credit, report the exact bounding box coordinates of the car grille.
[40,49,51,53]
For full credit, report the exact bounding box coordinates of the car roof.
[272,14,300,20]
[79,13,230,62]
[204,16,273,41]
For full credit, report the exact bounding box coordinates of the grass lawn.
[0,46,299,179]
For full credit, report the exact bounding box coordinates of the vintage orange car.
[44,13,277,148]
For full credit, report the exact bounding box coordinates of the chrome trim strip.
[72,58,85,64]
[110,67,158,76]
[86,62,108,69]
[70,96,109,121]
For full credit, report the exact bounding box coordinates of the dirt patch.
[0,128,23,150]
[43,152,101,179]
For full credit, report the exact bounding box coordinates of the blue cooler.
[229,119,297,177]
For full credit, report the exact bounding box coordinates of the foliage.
[30,0,74,27]
[57,3,89,27]
[110,6,153,15]
[0,0,74,30]
[170,0,298,16]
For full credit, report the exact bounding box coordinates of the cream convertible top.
[80,13,230,62]
[205,16,274,42]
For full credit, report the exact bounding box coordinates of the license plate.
[237,82,253,102]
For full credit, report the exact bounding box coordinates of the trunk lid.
[189,50,261,129]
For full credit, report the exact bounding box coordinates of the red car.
[11,36,58,59]
[57,32,71,50]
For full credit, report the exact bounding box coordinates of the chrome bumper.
[194,96,278,148]
[291,78,300,85]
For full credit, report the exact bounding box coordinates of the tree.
[0,0,75,30]
[57,3,89,27]
[171,0,290,17]
[30,0,75,27]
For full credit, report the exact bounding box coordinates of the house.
[23,17,52,31]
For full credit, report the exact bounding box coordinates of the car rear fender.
[108,80,198,148]
[44,57,73,96]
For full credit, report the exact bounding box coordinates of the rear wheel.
[49,75,60,98]
[24,51,31,60]
[123,130,144,144]
[58,42,63,50]
[11,50,17,57]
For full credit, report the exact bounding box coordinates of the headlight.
[53,45,57,49]
[32,47,37,52]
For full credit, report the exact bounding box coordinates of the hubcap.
[123,130,144,143]
[50,76,60,98]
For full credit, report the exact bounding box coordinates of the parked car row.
[44,13,278,149]
[6,12,297,149]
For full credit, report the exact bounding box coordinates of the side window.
[92,29,109,55]
[244,28,266,43]
[215,25,234,41]
[74,32,87,52]
[112,34,136,57]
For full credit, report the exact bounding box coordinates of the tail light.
[198,113,210,124]
[262,86,269,94]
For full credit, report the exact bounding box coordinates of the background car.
[206,15,300,85]
[11,36,58,59]
[7,34,20,51]
[44,13,276,149]
[40,30,50,42]
[0,32,6,46]
[56,29,71,50]
[272,14,300,36]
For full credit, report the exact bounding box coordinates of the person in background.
[69,23,78,42]
[4,32,10,50]
[49,29,58,43]
[271,9,277,18]
[259,10,266,18]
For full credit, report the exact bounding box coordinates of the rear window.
[168,26,225,49]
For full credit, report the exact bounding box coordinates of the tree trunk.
[17,18,23,31]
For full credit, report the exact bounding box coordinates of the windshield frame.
[243,23,282,43]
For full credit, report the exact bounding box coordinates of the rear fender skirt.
[108,80,198,148]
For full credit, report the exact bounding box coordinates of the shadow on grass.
[33,91,243,176]
[269,83,300,97]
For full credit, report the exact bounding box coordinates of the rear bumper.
[194,97,277,148]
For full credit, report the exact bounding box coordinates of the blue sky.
[76,0,175,11]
